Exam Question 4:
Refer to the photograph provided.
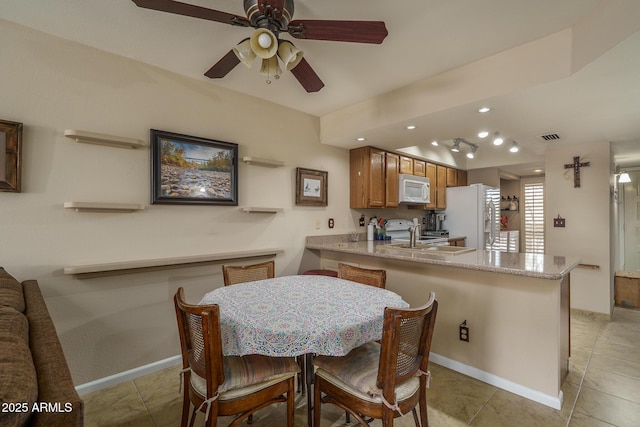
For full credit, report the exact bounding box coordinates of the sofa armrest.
[23,280,83,427]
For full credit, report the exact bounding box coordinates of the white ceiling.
[1,0,639,175]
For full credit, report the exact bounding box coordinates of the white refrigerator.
[444,184,501,250]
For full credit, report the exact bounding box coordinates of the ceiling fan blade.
[204,50,241,79]
[288,20,388,44]
[132,0,250,27]
[289,58,324,93]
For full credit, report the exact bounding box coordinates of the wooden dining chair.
[338,263,387,289]
[222,261,275,286]
[313,292,438,427]
[174,287,298,427]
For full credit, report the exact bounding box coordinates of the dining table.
[199,274,409,426]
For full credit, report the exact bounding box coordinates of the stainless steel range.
[385,219,449,246]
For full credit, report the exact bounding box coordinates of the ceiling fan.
[131,0,388,92]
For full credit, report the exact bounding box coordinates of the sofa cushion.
[0,306,38,427]
[0,267,25,312]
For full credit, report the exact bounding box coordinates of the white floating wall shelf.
[241,207,284,213]
[64,129,146,149]
[241,157,285,167]
[64,202,145,213]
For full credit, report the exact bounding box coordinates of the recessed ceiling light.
[431,140,439,146]
[356,137,366,142]
[533,169,543,173]
[478,131,489,138]
[478,107,491,113]
[406,125,416,130]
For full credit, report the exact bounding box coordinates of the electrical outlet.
[459,320,469,342]
[315,219,321,229]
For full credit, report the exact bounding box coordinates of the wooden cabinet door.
[436,165,447,209]
[425,163,437,209]
[413,160,426,177]
[457,169,468,186]
[399,156,414,175]
[385,153,399,207]
[446,167,458,187]
[349,147,385,208]
[369,149,386,207]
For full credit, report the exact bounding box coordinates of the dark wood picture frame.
[296,167,328,206]
[0,119,23,193]
[150,129,238,205]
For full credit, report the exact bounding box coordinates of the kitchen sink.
[379,243,476,255]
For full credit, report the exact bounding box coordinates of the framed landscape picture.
[150,129,238,205]
[0,119,23,193]
[295,167,327,206]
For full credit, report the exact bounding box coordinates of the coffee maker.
[425,212,447,233]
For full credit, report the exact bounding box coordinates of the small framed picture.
[0,119,23,193]
[150,129,238,205]
[296,167,327,206]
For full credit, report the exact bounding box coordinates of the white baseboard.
[430,352,563,410]
[75,355,182,396]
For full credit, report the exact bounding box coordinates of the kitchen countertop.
[306,235,580,280]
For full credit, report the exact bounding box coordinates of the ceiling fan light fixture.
[277,40,304,70]
[259,56,282,83]
[250,28,278,58]
[233,38,256,68]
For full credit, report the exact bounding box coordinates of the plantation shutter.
[523,182,545,254]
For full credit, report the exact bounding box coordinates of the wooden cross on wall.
[564,156,590,188]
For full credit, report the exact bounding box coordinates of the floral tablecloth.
[199,275,409,357]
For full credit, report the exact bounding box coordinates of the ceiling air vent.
[539,133,560,141]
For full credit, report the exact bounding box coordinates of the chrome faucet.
[409,224,421,248]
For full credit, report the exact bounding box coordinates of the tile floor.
[82,307,640,426]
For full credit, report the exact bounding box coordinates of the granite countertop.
[306,235,580,280]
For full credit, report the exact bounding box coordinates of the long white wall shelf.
[64,129,146,149]
[242,207,284,213]
[241,157,285,167]
[64,248,284,279]
[64,202,145,213]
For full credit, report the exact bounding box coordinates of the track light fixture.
[451,139,461,153]
[509,140,520,153]
[492,132,504,146]
[466,145,478,159]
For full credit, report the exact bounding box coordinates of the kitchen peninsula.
[305,235,580,410]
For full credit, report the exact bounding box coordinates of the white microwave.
[398,174,430,204]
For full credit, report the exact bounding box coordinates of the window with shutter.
[523,181,545,254]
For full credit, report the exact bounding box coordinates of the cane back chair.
[174,287,298,427]
[337,263,386,289]
[222,261,275,286]
[313,292,438,427]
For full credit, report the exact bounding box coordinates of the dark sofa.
[0,267,83,426]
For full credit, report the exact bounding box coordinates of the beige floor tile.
[83,380,154,427]
[134,364,183,427]
[582,366,640,404]
[568,411,617,427]
[574,386,640,427]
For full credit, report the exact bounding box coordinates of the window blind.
[523,182,544,254]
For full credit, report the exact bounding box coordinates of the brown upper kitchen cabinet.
[350,147,386,208]
[457,169,468,186]
[436,165,447,209]
[446,167,458,187]
[413,160,426,177]
[385,153,400,208]
[399,156,414,175]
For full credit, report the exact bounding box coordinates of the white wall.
[545,142,612,314]
[0,20,353,384]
